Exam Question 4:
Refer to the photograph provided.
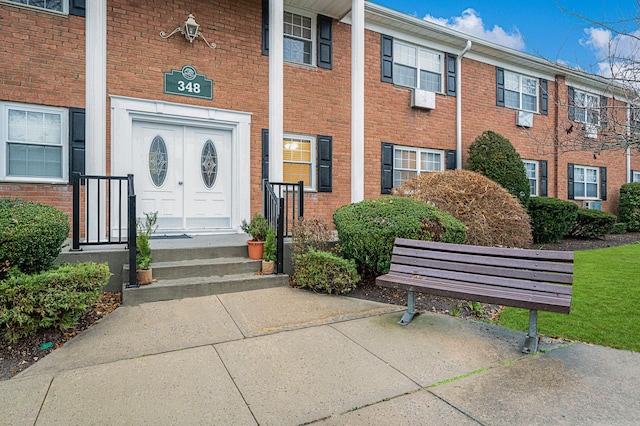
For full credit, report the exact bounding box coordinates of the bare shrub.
[394,169,533,248]
[290,217,333,256]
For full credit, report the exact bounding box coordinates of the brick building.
[1,0,639,236]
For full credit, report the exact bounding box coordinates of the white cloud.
[580,27,640,80]
[423,8,525,51]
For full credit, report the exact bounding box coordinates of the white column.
[86,0,107,241]
[351,0,365,202]
[268,0,284,182]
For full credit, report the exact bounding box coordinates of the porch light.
[160,14,216,49]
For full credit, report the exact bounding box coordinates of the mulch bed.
[1,233,638,381]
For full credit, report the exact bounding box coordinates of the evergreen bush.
[618,182,640,232]
[292,249,360,294]
[333,196,466,277]
[570,208,616,239]
[0,199,70,274]
[466,130,530,207]
[528,197,579,244]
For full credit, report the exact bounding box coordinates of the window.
[630,107,640,135]
[283,135,315,189]
[6,0,67,12]
[1,102,68,182]
[573,165,599,199]
[504,71,538,112]
[284,11,314,65]
[572,88,600,125]
[523,160,538,196]
[633,171,640,182]
[393,147,443,187]
[393,41,443,92]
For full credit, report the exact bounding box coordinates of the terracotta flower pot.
[262,260,275,274]
[136,268,153,285]
[247,240,265,260]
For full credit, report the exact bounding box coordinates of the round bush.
[618,182,640,232]
[570,208,616,239]
[394,169,533,248]
[333,196,466,277]
[0,199,70,274]
[467,130,530,207]
[528,197,579,243]
[292,249,360,294]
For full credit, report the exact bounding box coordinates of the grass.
[498,243,640,352]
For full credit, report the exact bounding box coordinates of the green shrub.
[0,199,70,274]
[570,208,616,239]
[333,196,466,277]
[263,227,276,262]
[466,130,530,207]
[618,182,640,232]
[0,262,111,343]
[292,249,359,294]
[610,223,628,234]
[528,197,579,244]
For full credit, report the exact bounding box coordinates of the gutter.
[456,40,472,169]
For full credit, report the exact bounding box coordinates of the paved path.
[1,287,638,425]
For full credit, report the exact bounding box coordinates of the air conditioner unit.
[582,201,602,210]
[584,124,598,139]
[516,111,533,128]
[410,88,436,110]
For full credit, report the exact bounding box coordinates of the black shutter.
[381,34,394,83]
[446,53,457,97]
[262,129,269,181]
[539,160,548,197]
[540,79,548,115]
[567,163,574,200]
[600,96,608,128]
[262,0,269,56]
[69,107,85,180]
[600,167,607,200]
[317,135,332,192]
[69,0,85,17]
[317,15,332,70]
[568,86,575,121]
[445,150,457,170]
[381,142,394,194]
[496,67,505,107]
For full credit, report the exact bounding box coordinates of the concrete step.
[122,272,289,305]
[151,245,249,263]
[124,257,261,280]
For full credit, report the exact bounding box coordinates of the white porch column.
[351,0,365,202]
[269,0,284,182]
[86,0,107,240]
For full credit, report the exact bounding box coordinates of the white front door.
[132,121,232,233]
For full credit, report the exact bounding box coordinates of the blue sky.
[372,1,639,77]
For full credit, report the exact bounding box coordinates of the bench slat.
[390,253,573,284]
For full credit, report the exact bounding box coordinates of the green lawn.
[498,243,640,352]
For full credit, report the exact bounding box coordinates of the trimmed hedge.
[292,249,360,294]
[528,197,579,244]
[333,196,466,277]
[618,182,640,232]
[466,130,530,207]
[0,199,70,274]
[570,208,616,239]
[0,262,111,343]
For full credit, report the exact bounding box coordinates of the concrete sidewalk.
[1,287,638,425]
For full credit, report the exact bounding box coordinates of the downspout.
[456,41,472,169]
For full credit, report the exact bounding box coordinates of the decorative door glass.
[149,135,168,187]
[201,139,218,189]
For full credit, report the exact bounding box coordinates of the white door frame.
[110,95,251,234]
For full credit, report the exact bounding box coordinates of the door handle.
[178,181,183,185]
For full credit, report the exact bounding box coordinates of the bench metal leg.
[398,290,418,325]
[522,309,540,354]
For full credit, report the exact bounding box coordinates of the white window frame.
[393,146,444,188]
[393,40,444,93]
[283,133,316,191]
[1,102,68,183]
[523,160,539,197]
[283,9,316,66]
[573,89,600,126]
[504,70,538,113]
[3,0,69,14]
[632,171,640,182]
[573,165,600,200]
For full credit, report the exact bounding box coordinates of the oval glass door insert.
[201,140,218,189]
[149,136,168,187]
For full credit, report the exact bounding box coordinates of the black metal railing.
[72,172,138,288]
[263,179,304,274]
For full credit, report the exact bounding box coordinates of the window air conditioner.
[516,111,533,128]
[582,201,602,210]
[410,88,436,110]
[584,124,598,139]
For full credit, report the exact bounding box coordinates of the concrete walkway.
[1,287,638,425]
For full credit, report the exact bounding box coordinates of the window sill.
[284,61,317,71]
[0,177,69,185]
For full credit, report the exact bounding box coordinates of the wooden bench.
[376,238,574,354]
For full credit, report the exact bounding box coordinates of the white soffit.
[285,0,352,19]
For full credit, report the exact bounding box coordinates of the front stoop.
[122,246,289,305]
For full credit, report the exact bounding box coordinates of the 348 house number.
[164,65,213,100]
[177,81,201,93]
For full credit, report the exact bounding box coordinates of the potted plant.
[262,227,276,274]
[241,213,269,259]
[136,211,158,285]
